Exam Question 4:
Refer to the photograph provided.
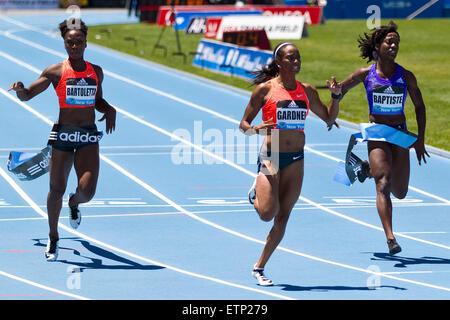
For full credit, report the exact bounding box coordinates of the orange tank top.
[262,79,310,131]
[55,60,98,109]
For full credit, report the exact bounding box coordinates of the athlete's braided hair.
[357,21,399,63]
[59,19,88,38]
[251,43,296,86]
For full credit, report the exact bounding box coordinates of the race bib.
[372,85,404,114]
[276,100,308,130]
[66,78,97,106]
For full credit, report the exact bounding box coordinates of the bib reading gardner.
[262,79,309,130]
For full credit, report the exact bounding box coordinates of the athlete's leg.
[391,145,410,199]
[254,160,280,222]
[47,148,74,240]
[255,159,304,269]
[68,144,99,207]
[368,141,395,241]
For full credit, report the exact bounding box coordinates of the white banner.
[216,15,305,40]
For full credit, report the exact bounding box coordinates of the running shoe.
[387,238,402,255]
[68,192,81,229]
[348,153,372,183]
[252,265,273,286]
[248,177,257,205]
[45,237,59,262]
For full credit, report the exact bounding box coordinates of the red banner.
[155,5,322,26]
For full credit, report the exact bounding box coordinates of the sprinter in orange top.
[240,42,341,286]
[9,19,116,262]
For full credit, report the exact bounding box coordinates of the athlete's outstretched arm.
[339,66,370,98]
[8,65,58,101]
[404,68,429,165]
[304,77,341,130]
[93,65,116,134]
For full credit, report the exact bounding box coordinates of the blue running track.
[0,10,449,301]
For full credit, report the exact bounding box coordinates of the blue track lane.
[0,10,449,300]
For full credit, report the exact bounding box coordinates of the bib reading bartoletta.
[55,59,98,108]
[262,79,309,130]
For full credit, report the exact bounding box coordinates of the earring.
[372,51,378,59]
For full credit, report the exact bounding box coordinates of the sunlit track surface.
[0,11,449,300]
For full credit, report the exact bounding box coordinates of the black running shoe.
[387,238,402,255]
[68,193,81,229]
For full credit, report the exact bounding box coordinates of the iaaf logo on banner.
[215,15,305,40]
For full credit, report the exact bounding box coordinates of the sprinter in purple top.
[337,21,429,255]
[365,63,408,118]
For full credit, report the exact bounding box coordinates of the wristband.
[331,92,342,100]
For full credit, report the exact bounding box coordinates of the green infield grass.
[87,19,450,151]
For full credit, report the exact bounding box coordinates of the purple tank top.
[364,63,407,115]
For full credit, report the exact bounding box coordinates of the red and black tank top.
[55,60,98,109]
[262,79,310,130]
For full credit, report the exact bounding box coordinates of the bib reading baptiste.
[364,63,407,116]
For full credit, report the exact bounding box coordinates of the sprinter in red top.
[240,42,341,286]
[9,19,116,262]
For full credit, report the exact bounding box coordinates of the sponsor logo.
[59,131,102,143]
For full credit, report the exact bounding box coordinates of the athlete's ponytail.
[250,42,294,86]
[250,61,280,86]
[357,21,399,63]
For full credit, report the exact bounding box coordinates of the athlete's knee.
[375,173,392,195]
[257,206,279,222]
[48,184,66,201]
[393,186,408,199]
[77,185,97,202]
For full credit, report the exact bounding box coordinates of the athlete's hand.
[252,118,277,135]
[8,82,25,92]
[413,137,430,165]
[99,106,116,134]
[326,76,342,95]
[327,120,340,131]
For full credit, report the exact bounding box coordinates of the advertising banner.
[156,5,322,26]
[216,15,306,40]
[204,17,223,39]
[192,39,272,80]
[173,10,262,30]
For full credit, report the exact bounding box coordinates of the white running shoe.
[45,237,59,262]
[248,176,257,205]
[68,192,81,229]
[252,265,273,286]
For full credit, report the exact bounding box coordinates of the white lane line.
[1,30,449,205]
[0,270,89,300]
[0,166,294,300]
[3,69,450,255]
[2,91,450,294]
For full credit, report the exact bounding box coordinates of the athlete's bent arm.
[93,65,116,134]
[239,83,275,136]
[304,77,341,130]
[404,68,429,165]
